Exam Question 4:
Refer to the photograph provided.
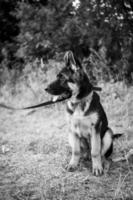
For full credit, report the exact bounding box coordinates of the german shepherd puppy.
[45,51,118,176]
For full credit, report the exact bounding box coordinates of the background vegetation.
[0,0,133,87]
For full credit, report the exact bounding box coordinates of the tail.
[113,133,123,139]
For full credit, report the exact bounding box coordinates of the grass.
[0,67,133,200]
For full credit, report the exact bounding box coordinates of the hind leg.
[101,127,113,158]
[101,128,114,173]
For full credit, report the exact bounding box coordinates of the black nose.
[45,87,51,93]
[45,85,57,95]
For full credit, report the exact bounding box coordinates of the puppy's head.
[45,51,93,100]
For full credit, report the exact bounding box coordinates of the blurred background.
[0,0,133,105]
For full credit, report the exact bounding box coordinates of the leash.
[0,86,102,110]
[0,96,70,111]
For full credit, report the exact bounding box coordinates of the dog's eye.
[57,73,67,84]
[57,73,62,78]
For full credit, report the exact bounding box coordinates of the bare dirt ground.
[0,82,133,200]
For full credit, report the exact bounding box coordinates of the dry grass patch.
[0,82,133,200]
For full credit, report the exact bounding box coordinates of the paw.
[66,164,78,172]
[92,164,103,176]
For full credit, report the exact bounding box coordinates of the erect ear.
[64,51,77,71]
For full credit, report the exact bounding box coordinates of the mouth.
[45,86,72,102]
[52,92,71,102]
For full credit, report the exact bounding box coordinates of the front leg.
[67,132,80,172]
[91,125,103,176]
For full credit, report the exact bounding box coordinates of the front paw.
[66,163,78,172]
[92,164,103,176]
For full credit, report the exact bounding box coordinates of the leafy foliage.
[0,0,133,83]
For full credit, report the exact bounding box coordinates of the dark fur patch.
[105,143,113,158]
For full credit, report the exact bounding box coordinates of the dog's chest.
[66,100,99,138]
